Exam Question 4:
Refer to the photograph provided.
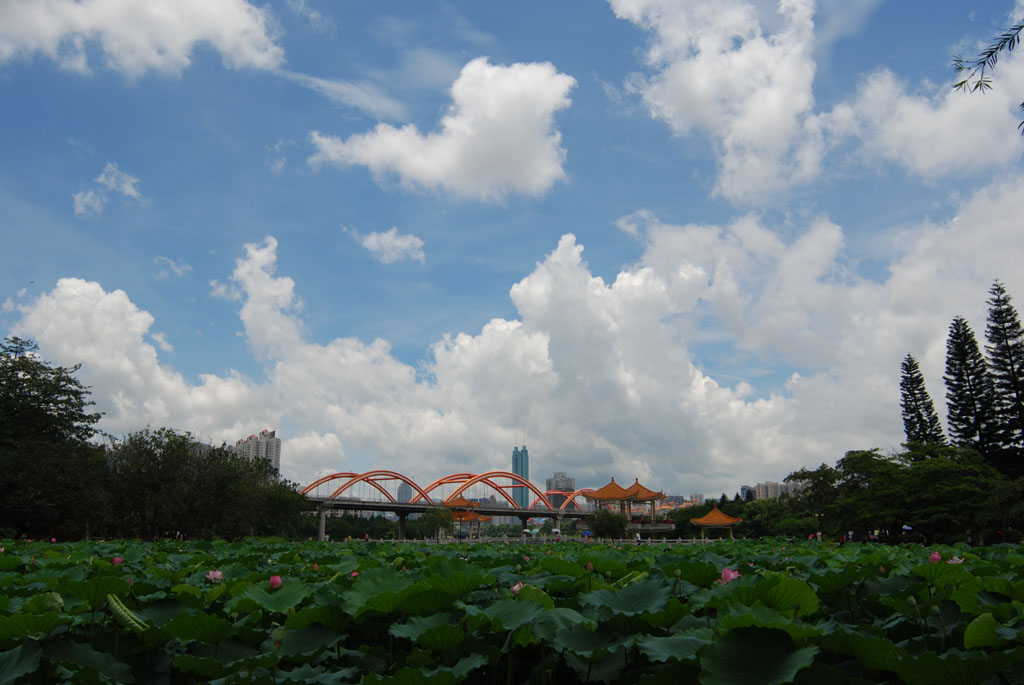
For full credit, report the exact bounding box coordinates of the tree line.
[0,337,308,540]
[654,282,1024,545]
[742,281,1024,545]
[899,280,1024,477]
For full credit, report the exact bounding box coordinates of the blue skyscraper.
[512,444,529,509]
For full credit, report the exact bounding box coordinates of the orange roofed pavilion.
[690,504,742,540]
[586,477,666,522]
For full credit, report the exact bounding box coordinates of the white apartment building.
[231,429,281,472]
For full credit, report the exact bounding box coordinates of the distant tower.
[512,444,530,508]
[397,482,412,503]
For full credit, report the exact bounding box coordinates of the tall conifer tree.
[985,281,1024,477]
[900,353,947,448]
[944,316,997,458]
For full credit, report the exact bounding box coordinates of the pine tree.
[900,354,946,448]
[985,281,1024,476]
[944,316,997,458]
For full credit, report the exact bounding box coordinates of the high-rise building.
[397,482,412,503]
[545,472,575,509]
[752,480,803,500]
[231,429,281,472]
[511,444,529,508]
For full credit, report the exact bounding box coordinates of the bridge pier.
[397,512,408,540]
[318,507,326,542]
[518,515,531,531]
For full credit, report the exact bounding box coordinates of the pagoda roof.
[585,477,634,501]
[443,496,480,509]
[690,505,742,526]
[624,478,665,501]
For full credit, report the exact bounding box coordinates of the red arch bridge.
[301,470,595,541]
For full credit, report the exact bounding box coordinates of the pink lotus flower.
[206,569,223,583]
[523,555,530,561]
[269,575,282,589]
[947,556,965,564]
[546,549,552,555]
[511,581,523,595]
[586,561,594,572]
[350,571,359,578]
[50,537,56,543]
[717,568,741,585]
[112,557,123,565]
[312,563,319,571]
[929,551,942,563]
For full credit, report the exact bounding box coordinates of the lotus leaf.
[699,627,818,685]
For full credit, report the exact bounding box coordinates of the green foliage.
[900,353,946,448]
[412,508,454,540]
[0,337,106,538]
[944,316,998,459]
[986,281,1024,477]
[5,538,1023,682]
[106,427,307,539]
[952,22,1024,131]
[589,508,628,538]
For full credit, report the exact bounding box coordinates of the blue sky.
[4,0,1024,498]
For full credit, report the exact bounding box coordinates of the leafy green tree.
[944,316,997,460]
[407,507,454,540]
[900,354,946,449]
[785,463,838,535]
[831,450,908,542]
[899,447,1003,544]
[986,281,1024,476]
[106,427,305,539]
[590,508,628,538]
[0,337,105,538]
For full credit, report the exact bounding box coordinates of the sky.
[4,0,1024,500]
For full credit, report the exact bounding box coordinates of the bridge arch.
[301,470,434,505]
[300,472,358,495]
[303,470,589,514]
[442,470,555,510]
[529,488,595,512]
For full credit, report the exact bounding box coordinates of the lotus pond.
[1,538,1022,683]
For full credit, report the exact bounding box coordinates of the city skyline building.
[230,429,281,472]
[753,480,803,500]
[397,482,412,503]
[511,444,529,508]
[546,471,575,509]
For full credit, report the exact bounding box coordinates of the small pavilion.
[586,477,666,523]
[444,496,491,539]
[690,504,742,540]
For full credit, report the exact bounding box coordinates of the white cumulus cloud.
[0,0,283,77]
[309,57,576,202]
[612,0,823,203]
[610,0,1024,202]
[13,175,1024,494]
[345,227,425,265]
